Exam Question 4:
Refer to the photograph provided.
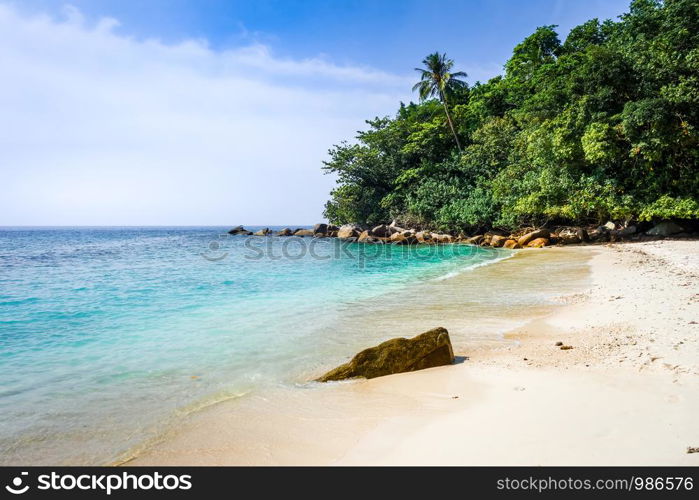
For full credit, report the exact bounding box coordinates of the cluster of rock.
[313,221,459,245]
[228,225,316,237]
[475,220,692,249]
[228,220,694,249]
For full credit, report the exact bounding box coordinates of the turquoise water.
[0,227,508,464]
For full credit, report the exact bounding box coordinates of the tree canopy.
[323,0,699,232]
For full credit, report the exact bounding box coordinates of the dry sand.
[128,240,699,466]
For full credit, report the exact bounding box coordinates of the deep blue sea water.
[0,227,510,464]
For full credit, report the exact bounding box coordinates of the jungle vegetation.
[322,0,699,232]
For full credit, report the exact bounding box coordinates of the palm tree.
[413,52,467,152]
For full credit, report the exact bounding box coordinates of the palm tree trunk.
[440,93,462,152]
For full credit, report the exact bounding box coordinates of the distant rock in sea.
[228,226,252,235]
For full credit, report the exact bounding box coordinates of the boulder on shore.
[369,224,395,238]
[490,235,508,247]
[317,327,455,382]
[415,231,433,243]
[517,228,550,247]
[557,227,588,244]
[527,237,549,248]
[588,226,610,242]
[337,224,361,239]
[276,228,293,236]
[503,239,520,249]
[389,231,417,245]
[610,225,637,241]
[358,230,372,242]
[294,229,314,236]
[253,228,271,236]
[466,235,484,245]
[646,221,683,236]
[431,233,454,244]
[619,225,637,236]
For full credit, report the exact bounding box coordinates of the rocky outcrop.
[304,218,689,249]
[557,227,588,244]
[313,223,329,235]
[610,225,637,242]
[490,235,508,247]
[527,237,549,248]
[253,228,271,236]
[517,228,550,247]
[390,231,417,245]
[618,225,637,237]
[415,231,433,243]
[646,221,683,236]
[389,220,407,232]
[503,239,520,249]
[317,327,455,382]
[431,233,453,244]
[313,223,339,237]
[588,226,610,242]
[337,224,361,239]
[357,230,372,242]
[276,228,293,236]
[228,226,252,235]
[369,224,395,238]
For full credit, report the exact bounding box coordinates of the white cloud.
[0,4,412,225]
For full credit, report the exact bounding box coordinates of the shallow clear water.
[0,226,515,465]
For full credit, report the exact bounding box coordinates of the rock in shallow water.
[317,327,455,382]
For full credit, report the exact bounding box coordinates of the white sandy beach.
[128,240,699,466]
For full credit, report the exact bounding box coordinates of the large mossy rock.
[317,327,455,382]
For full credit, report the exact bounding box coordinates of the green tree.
[412,52,468,152]
[323,0,699,229]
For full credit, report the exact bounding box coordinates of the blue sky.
[15,0,631,83]
[2,0,632,225]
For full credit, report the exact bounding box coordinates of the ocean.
[0,227,510,464]
[0,227,585,465]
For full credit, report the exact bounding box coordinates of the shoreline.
[127,240,698,466]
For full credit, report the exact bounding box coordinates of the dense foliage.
[323,0,699,231]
